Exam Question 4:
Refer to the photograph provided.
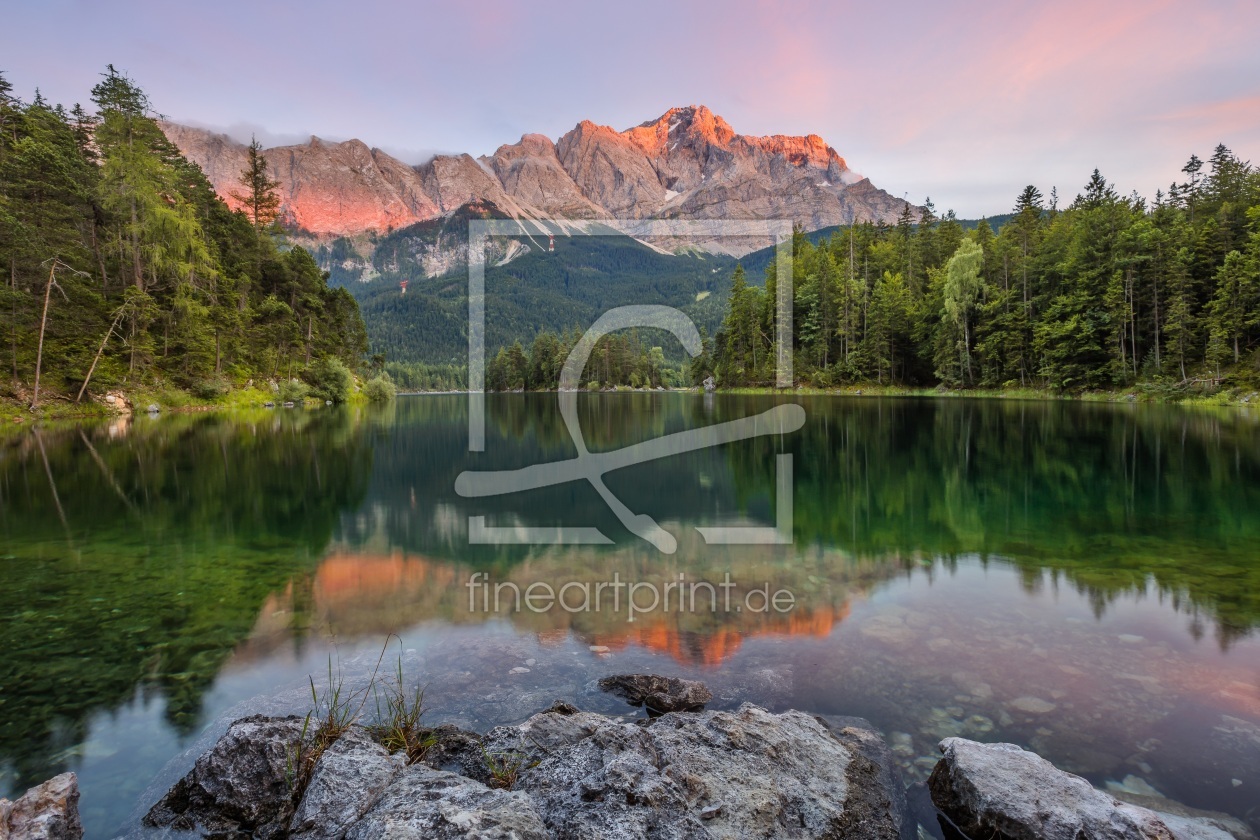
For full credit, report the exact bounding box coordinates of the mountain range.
[161,107,921,366]
[162,105,915,258]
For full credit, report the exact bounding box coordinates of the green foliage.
[708,151,1260,393]
[363,373,397,402]
[484,327,679,391]
[278,378,310,403]
[304,357,353,403]
[0,68,368,407]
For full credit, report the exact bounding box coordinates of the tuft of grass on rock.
[481,745,535,790]
[367,654,434,764]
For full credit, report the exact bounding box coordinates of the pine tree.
[1206,250,1254,368]
[230,136,281,232]
[1163,246,1196,381]
[867,271,912,383]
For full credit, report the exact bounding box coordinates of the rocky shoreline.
[3,675,1254,840]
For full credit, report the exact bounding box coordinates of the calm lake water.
[3,394,1260,836]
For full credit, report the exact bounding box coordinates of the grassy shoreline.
[6,380,1256,430]
[0,385,377,433]
[712,383,1260,406]
[424,382,1259,407]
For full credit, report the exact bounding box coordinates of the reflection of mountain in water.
[0,410,373,790]
[348,395,1260,646]
[233,534,912,667]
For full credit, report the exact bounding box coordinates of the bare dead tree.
[31,259,90,411]
[76,300,132,403]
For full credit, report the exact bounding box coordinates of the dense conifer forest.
[706,158,1260,394]
[0,68,368,409]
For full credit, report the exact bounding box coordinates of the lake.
[2,394,1259,836]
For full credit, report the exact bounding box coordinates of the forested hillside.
[708,155,1260,393]
[0,68,368,410]
[340,225,734,365]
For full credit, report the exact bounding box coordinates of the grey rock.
[928,737,1248,840]
[146,404,160,413]
[0,773,82,840]
[289,727,405,840]
[344,764,548,840]
[413,724,488,778]
[504,712,705,839]
[703,375,717,392]
[818,716,915,840]
[505,702,904,839]
[144,714,307,837]
[1110,793,1257,840]
[140,703,912,840]
[598,674,713,713]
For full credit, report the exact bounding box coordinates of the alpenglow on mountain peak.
[163,105,916,256]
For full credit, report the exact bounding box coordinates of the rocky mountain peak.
[163,106,916,253]
[622,105,737,155]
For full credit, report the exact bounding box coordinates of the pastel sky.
[5,0,1259,216]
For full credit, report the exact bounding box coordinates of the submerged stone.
[928,737,1254,840]
[1007,696,1057,714]
[597,673,713,713]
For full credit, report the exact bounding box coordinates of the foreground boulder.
[0,773,81,840]
[478,702,907,838]
[144,715,308,837]
[145,699,908,839]
[928,737,1255,840]
[597,673,713,713]
[451,702,906,838]
[289,727,405,840]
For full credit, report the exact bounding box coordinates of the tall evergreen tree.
[230,136,281,232]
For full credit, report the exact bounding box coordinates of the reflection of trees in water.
[343,393,769,564]
[0,409,373,791]
[731,397,1260,646]
[349,395,1260,645]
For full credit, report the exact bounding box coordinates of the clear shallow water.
[2,395,1260,836]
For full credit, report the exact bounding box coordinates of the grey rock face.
[143,714,308,837]
[597,674,713,713]
[140,703,907,838]
[491,702,904,839]
[0,773,82,840]
[928,737,1251,840]
[817,716,915,840]
[289,727,405,840]
[344,764,548,840]
[163,107,917,256]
